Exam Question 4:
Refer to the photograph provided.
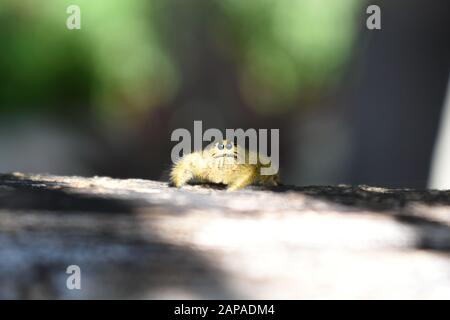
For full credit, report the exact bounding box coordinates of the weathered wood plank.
[1,173,450,299]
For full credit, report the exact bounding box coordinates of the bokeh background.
[0,0,449,188]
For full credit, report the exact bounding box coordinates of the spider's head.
[210,140,237,159]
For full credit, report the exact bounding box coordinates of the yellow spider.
[170,140,279,191]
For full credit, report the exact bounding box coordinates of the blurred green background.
[0,0,359,115]
[0,0,449,187]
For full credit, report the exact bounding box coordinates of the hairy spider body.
[170,140,279,191]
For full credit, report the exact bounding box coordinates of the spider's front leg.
[170,153,201,188]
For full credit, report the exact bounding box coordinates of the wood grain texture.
[1,173,450,299]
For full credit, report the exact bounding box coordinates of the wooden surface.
[1,172,450,299]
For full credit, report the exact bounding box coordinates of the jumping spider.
[170,140,280,191]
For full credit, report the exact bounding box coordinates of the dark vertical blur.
[345,0,450,188]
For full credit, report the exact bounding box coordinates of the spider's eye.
[218,143,224,150]
[226,143,233,150]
